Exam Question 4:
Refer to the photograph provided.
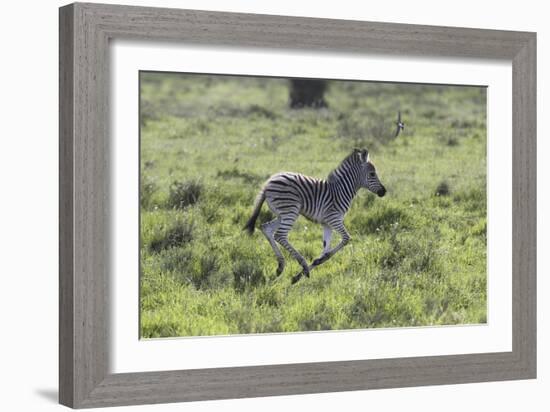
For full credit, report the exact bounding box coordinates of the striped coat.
[244,148,386,284]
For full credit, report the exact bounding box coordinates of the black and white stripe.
[244,148,386,284]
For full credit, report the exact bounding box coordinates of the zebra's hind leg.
[274,234,309,278]
[273,212,310,284]
[260,216,286,276]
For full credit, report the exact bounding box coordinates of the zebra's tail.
[244,190,266,235]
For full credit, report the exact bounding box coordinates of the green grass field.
[139,72,487,338]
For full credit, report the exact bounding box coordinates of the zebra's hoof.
[312,255,327,266]
[276,263,285,276]
[291,273,302,285]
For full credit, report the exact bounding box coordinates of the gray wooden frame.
[59,2,536,408]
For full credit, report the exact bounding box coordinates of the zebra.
[244,148,386,284]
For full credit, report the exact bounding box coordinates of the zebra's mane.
[326,150,362,184]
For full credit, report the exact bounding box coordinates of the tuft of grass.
[453,186,486,211]
[188,254,222,290]
[140,174,157,209]
[248,104,277,119]
[446,137,459,146]
[255,286,283,307]
[470,218,487,239]
[351,204,410,235]
[337,116,394,149]
[435,181,451,196]
[233,260,265,292]
[168,179,203,209]
[149,220,194,253]
[216,167,264,185]
[297,302,338,331]
[158,247,193,274]
[348,288,389,326]
[379,222,405,269]
[141,320,181,338]
[140,100,160,126]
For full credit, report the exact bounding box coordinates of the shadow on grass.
[35,389,58,404]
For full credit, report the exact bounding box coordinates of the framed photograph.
[59,2,536,408]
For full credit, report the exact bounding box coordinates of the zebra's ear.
[359,149,369,162]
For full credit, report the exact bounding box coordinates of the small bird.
[394,111,405,138]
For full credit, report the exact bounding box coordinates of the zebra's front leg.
[310,225,332,269]
[311,222,351,268]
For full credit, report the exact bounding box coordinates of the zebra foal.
[244,148,386,284]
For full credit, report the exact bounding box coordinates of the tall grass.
[139,73,487,338]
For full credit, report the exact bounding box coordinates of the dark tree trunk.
[289,79,328,109]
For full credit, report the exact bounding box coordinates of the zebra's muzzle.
[377,187,386,197]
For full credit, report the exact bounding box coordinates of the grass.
[139,72,487,338]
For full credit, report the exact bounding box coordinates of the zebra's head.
[354,149,386,197]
